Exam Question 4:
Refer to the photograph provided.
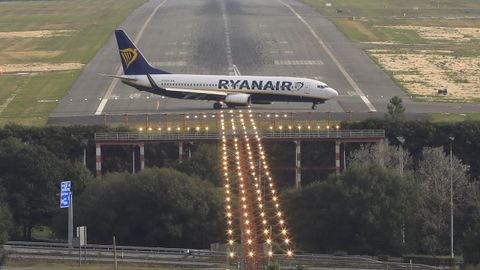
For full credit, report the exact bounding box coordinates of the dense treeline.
[75,168,223,247]
[283,165,417,255]
[283,143,480,259]
[342,119,480,180]
[0,120,479,266]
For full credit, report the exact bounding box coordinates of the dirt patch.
[0,51,64,64]
[369,49,454,54]
[0,30,75,38]
[362,41,400,45]
[0,63,84,73]
[369,50,480,101]
[376,25,480,41]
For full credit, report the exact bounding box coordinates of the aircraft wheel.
[311,103,318,110]
[213,102,222,110]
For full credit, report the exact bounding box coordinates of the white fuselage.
[123,74,338,102]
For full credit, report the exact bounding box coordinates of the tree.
[283,165,418,255]
[348,139,412,175]
[76,167,224,247]
[0,185,12,267]
[415,147,475,255]
[0,137,92,239]
[175,144,222,186]
[463,224,480,266]
[386,96,406,121]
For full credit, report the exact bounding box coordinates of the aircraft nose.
[327,88,338,98]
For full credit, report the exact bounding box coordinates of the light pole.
[396,136,405,244]
[449,136,455,258]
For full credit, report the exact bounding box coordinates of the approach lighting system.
[219,110,294,270]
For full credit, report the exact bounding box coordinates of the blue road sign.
[60,191,71,208]
[61,181,71,192]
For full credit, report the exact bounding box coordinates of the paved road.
[5,254,217,267]
[48,0,479,125]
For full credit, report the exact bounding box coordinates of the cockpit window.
[317,85,327,89]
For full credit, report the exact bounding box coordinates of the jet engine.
[224,93,251,106]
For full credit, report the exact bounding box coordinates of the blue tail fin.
[115,30,169,75]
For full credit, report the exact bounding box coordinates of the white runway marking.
[278,0,377,112]
[274,60,323,65]
[221,0,234,75]
[151,61,187,67]
[94,0,168,116]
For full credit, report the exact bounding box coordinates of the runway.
[48,0,479,125]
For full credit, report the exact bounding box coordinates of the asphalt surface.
[48,0,479,125]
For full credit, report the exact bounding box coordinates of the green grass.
[303,0,480,45]
[301,0,480,104]
[31,226,54,240]
[0,70,81,126]
[0,75,27,103]
[429,113,480,122]
[0,0,146,126]
[301,0,480,18]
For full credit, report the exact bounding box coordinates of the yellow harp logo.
[120,48,138,68]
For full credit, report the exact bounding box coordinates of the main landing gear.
[213,102,222,110]
[311,103,319,110]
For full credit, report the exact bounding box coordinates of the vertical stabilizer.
[115,30,169,75]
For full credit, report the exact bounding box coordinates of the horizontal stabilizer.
[98,73,138,82]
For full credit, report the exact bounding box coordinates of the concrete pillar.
[178,142,184,163]
[132,146,136,174]
[335,141,341,175]
[294,140,301,188]
[139,143,145,170]
[95,143,102,178]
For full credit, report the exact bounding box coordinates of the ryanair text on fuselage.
[218,79,300,91]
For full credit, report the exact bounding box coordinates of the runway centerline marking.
[95,0,168,116]
[278,0,377,112]
[274,60,323,65]
[220,0,234,75]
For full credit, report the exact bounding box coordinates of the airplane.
[107,30,338,110]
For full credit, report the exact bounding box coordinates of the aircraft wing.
[164,87,228,100]
[98,73,137,82]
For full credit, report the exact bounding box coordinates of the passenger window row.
[160,83,218,87]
